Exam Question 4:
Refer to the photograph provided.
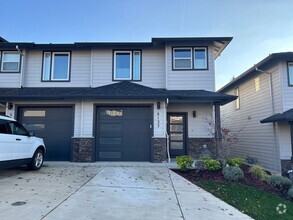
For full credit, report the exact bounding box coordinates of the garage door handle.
[16,138,21,141]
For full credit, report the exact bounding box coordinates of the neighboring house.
[219,52,293,174]
[0,36,235,163]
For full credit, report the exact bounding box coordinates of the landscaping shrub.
[267,175,292,193]
[176,155,193,172]
[287,186,293,200]
[248,164,268,181]
[199,155,211,161]
[223,166,244,182]
[203,159,221,171]
[227,157,245,167]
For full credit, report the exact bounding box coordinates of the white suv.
[0,115,45,170]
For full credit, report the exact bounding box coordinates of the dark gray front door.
[168,113,187,157]
[19,107,73,161]
[96,106,151,161]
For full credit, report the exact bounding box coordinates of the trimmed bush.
[267,175,292,193]
[249,164,268,181]
[203,159,221,171]
[223,166,244,182]
[176,155,193,172]
[287,186,293,200]
[227,157,245,167]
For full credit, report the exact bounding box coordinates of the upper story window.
[288,62,293,86]
[0,51,21,73]
[42,52,71,81]
[173,47,208,70]
[113,50,141,81]
[235,88,240,110]
[255,77,260,91]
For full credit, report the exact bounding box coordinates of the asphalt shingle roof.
[261,109,293,123]
[0,81,236,105]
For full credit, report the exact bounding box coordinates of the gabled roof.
[0,81,236,105]
[0,37,8,43]
[218,52,293,93]
[0,37,232,59]
[261,109,293,123]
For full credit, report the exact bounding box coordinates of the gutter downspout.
[16,45,24,88]
[165,98,170,163]
[255,67,278,171]
[90,48,93,88]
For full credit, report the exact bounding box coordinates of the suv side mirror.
[28,131,35,137]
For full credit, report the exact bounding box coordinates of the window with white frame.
[173,47,208,70]
[42,52,70,81]
[255,77,260,91]
[235,88,240,110]
[113,50,141,80]
[0,51,21,72]
[288,62,293,86]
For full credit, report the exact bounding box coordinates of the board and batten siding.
[166,44,215,91]
[280,61,293,111]
[23,50,91,87]
[91,49,165,88]
[221,70,282,171]
[167,103,213,138]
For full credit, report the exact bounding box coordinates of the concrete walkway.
[0,162,251,220]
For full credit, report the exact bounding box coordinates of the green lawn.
[196,181,293,220]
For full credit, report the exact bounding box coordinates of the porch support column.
[214,103,222,158]
[289,121,293,161]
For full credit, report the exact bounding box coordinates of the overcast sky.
[1,0,292,90]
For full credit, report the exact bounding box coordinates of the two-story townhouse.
[219,52,293,174]
[0,37,235,163]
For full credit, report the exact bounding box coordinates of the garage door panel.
[19,107,73,161]
[96,106,151,161]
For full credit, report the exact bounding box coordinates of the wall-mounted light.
[8,103,13,110]
[157,102,160,109]
[192,110,196,118]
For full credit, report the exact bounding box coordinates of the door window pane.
[170,133,183,141]
[100,138,122,145]
[99,152,121,159]
[170,142,183,150]
[170,116,183,124]
[100,124,122,132]
[100,110,123,117]
[23,123,45,131]
[170,125,183,132]
[115,52,131,79]
[24,110,46,117]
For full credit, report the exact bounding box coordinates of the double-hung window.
[173,47,208,70]
[288,62,293,86]
[235,88,240,110]
[42,52,70,81]
[0,51,21,72]
[113,50,141,81]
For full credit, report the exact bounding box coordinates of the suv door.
[8,121,33,160]
[0,119,13,161]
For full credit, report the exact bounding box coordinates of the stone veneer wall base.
[72,137,94,162]
[188,138,216,159]
[153,138,167,163]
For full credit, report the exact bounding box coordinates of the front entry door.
[167,113,187,157]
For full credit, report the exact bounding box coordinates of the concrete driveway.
[0,162,251,220]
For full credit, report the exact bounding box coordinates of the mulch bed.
[172,164,283,198]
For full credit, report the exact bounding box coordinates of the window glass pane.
[235,88,240,109]
[133,51,141,80]
[0,120,9,134]
[100,138,122,145]
[23,123,45,131]
[289,63,293,85]
[2,53,19,62]
[99,152,121,159]
[170,133,183,141]
[174,49,191,58]
[100,110,123,117]
[170,125,183,132]
[115,53,131,79]
[255,77,260,91]
[170,116,183,124]
[170,142,183,150]
[24,110,46,117]
[52,54,69,80]
[194,49,207,69]
[43,52,51,81]
[9,122,27,136]
[175,59,192,69]
[100,124,122,132]
[1,52,20,71]
[2,62,19,71]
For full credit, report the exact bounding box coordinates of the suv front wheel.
[28,149,44,170]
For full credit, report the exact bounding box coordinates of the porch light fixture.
[157,102,160,109]
[192,110,196,118]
